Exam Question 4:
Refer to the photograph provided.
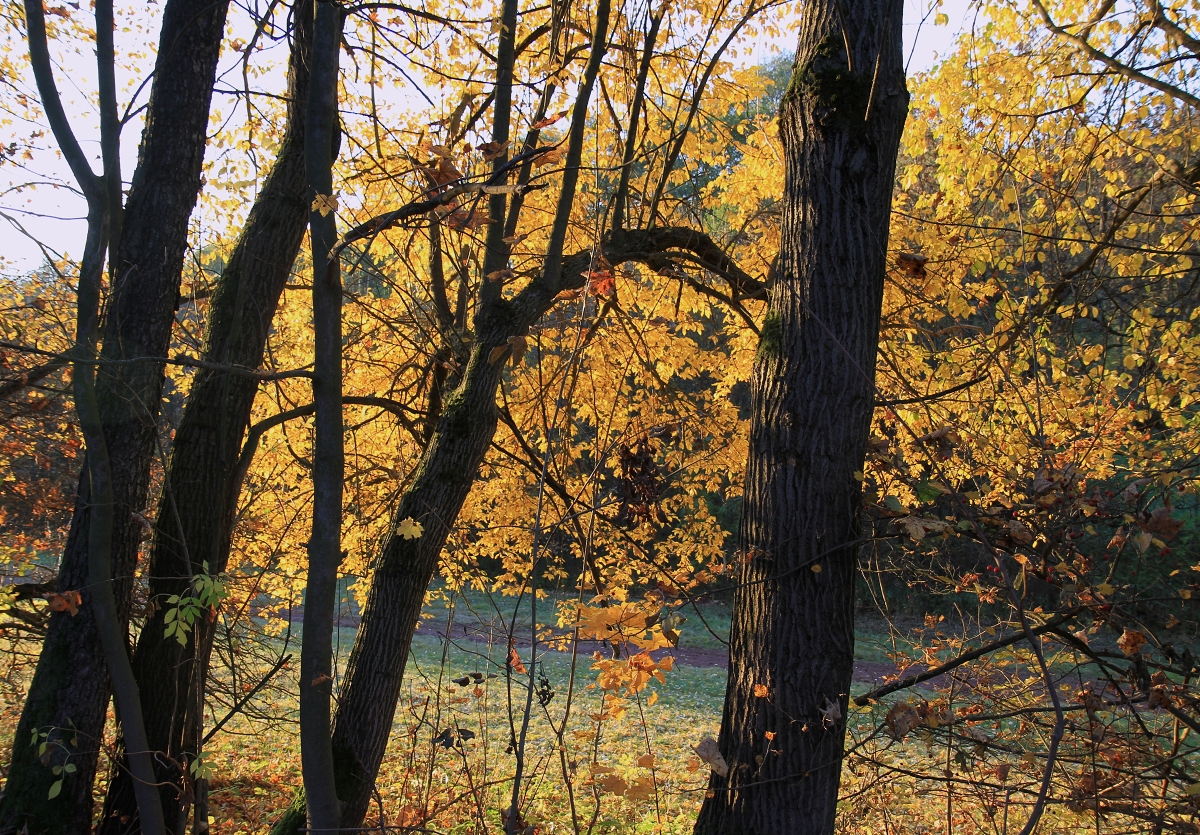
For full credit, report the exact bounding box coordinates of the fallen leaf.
[636,753,655,768]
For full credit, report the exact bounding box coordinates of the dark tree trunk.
[300,0,345,830]
[693,4,908,834]
[0,1,230,831]
[97,5,312,831]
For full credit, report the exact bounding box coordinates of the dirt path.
[414,621,912,687]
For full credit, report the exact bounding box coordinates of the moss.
[785,32,872,129]
[757,309,783,359]
[267,788,306,835]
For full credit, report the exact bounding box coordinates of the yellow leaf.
[397,517,423,540]
[311,193,338,217]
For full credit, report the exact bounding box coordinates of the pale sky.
[0,0,974,276]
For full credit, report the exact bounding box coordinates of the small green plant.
[31,725,79,799]
[189,752,215,781]
[163,562,228,646]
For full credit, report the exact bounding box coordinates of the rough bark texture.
[0,2,230,831]
[693,4,908,834]
[97,6,312,831]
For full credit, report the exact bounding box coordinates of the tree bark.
[97,4,313,831]
[693,4,908,834]
[0,1,230,831]
[300,0,345,830]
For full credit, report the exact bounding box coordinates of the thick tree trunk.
[0,2,230,832]
[693,5,907,834]
[97,5,312,831]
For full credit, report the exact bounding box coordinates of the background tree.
[694,1,909,832]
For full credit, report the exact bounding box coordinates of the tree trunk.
[97,5,312,831]
[693,4,907,834]
[0,1,230,831]
[300,0,345,830]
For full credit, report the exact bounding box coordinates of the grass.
[199,587,937,834]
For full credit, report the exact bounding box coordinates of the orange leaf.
[507,646,527,675]
[45,590,81,616]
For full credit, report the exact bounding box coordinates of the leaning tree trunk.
[693,4,908,834]
[97,4,313,831]
[0,1,230,832]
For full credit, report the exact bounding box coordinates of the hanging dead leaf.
[885,701,924,740]
[311,673,333,686]
[44,590,81,616]
[478,141,509,160]
[1117,628,1147,657]
[531,109,570,130]
[897,252,928,279]
[507,335,528,365]
[753,683,769,698]
[488,345,511,366]
[486,268,514,283]
[587,270,615,297]
[693,737,728,777]
[819,697,842,728]
[594,773,628,795]
[533,147,564,167]
[507,646,527,675]
[503,232,529,245]
[554,288,581,301]
[428,144,453,159]
[445,210,491,230]
[625,776,655,801]
[1006,519,1034,545]
[1139,507,1183,541]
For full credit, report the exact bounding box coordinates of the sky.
[0,0,975,276]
